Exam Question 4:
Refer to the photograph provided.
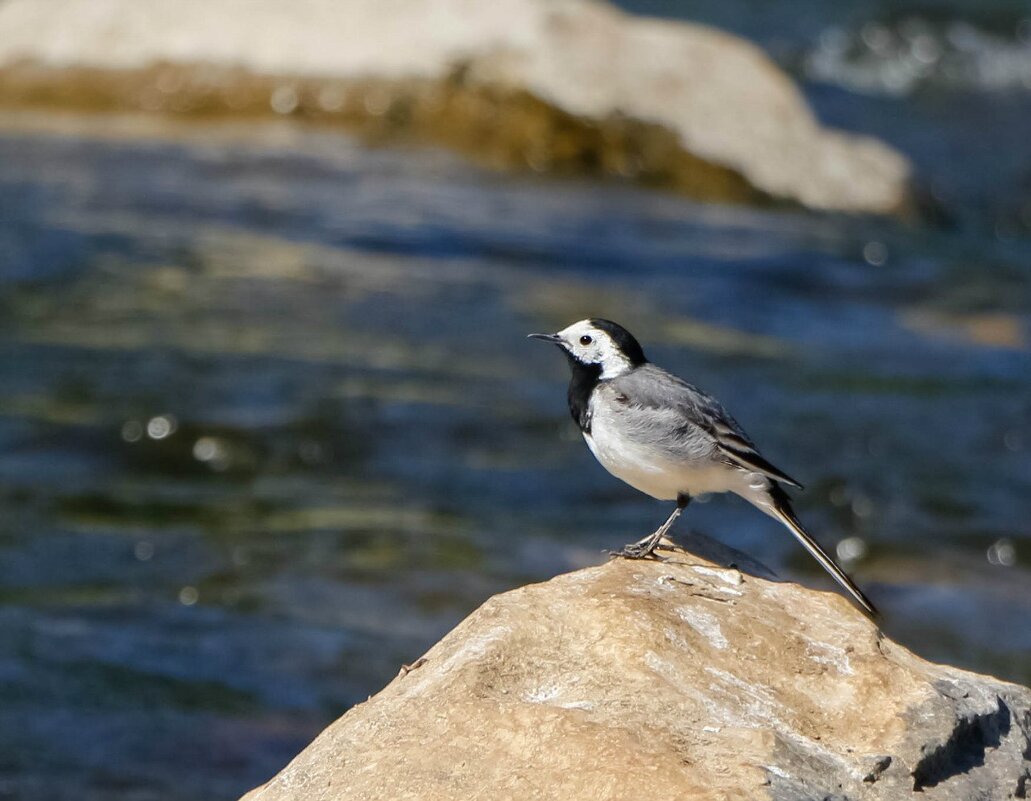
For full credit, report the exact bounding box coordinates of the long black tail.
[766,487,879,619]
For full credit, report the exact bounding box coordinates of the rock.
[241,537,1031,800]
[0,0,912,214]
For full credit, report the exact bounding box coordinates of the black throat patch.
[565,355,601,433]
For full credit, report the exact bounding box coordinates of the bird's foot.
[607,538,662,560]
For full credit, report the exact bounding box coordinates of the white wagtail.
[530,318,878,618]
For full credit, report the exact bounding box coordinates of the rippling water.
[625,0,1031,95]
[1,15,1031,798]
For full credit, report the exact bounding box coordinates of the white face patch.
[556,320,633,379]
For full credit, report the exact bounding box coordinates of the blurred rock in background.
[0,0,911,213]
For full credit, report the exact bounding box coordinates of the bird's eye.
[579,335,593,346]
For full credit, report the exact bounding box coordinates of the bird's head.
[528,318,647,379]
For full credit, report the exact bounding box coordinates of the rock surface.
[0,0,912,213]
[241,537,1031,801]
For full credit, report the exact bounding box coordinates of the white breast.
[584,404,749,501]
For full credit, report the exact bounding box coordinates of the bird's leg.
[612,494,691,559]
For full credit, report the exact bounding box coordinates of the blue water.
[1,6,1031,798]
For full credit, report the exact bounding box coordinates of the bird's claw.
[607,541,661,560]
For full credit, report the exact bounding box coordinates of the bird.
[529,318,878,618]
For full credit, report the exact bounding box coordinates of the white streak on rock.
[805,640,855,676]
[677,606,728,650]
[691,566,743,586]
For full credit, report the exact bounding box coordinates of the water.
[1,10,1031,800]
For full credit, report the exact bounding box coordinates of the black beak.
[527,332,562,344]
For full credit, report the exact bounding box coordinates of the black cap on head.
[588,319,647,366]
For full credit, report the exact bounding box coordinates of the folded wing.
[607,364,803,489]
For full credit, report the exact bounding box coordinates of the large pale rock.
[0,0,912,213]
[241,538,1031,800]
